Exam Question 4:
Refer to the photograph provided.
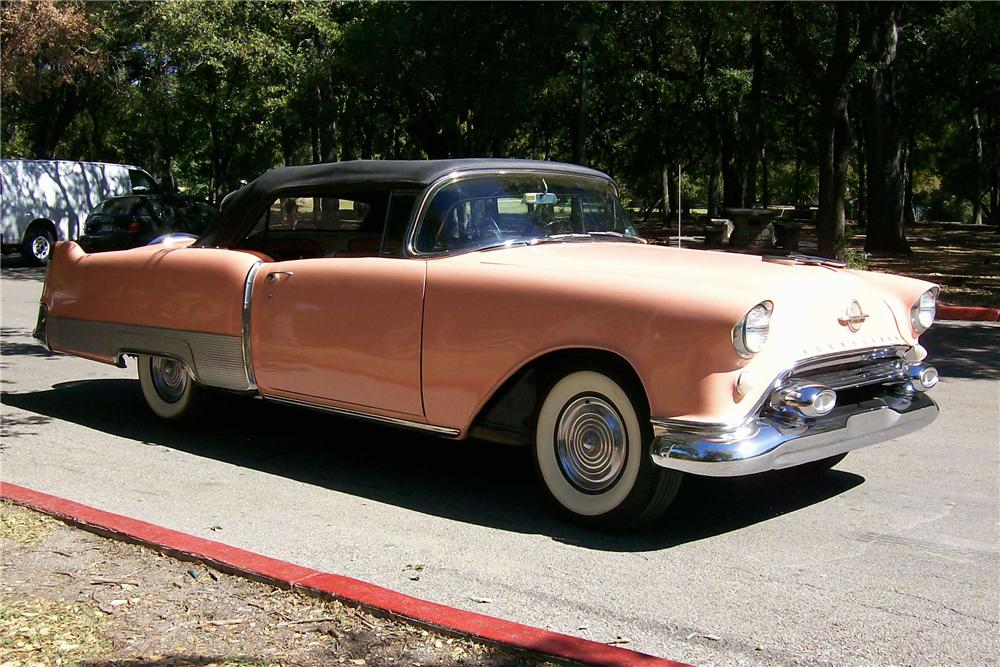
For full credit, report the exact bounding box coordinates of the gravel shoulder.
[0,502,549,667]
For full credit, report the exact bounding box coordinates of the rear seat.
[335,236,382,258]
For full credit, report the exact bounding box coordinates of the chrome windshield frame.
[403,168,623,258]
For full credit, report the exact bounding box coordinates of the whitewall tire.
[137,355,205,421]
[534,369,682,529]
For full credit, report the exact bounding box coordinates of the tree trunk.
[972,106,983,224]
[707,155,720,219]
[904,131,916,226]
[863,8,908,254]
[319,76,338,164]
[854,108,866,227]
[761,146,770,206]
[746,28,764,208]
[661,164,673,225]
[990,160,998,225]
[816,92,850,259]
[721,113,743,208]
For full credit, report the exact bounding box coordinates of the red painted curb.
[937,305,1000,322]
[1,482,692,667]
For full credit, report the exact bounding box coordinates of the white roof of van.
[1,158,144,170]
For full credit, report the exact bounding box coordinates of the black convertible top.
[197,159,611,248]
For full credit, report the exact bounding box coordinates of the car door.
[248,192,426,418]
[250,257,426,417]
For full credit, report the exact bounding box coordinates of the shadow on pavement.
[3,379,864,552]
[921,322,1000,380]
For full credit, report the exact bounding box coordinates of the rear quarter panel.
[42,241,260,370]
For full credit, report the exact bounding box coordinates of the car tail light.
[128,221,142,234]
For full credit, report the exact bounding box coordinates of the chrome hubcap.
[555,395,627,492]
[150,357,187,403]
[32,236,51,260]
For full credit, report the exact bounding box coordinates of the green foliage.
[0,0,994,232]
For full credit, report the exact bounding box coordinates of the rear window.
[129,169,159,193]
[94,198,140,214]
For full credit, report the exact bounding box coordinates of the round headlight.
[733,301,773,357]
[910,287,938,334]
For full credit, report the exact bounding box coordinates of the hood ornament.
[839,300,869,332]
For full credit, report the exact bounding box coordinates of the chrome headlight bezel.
[733,301,773,358]
[910,287,938,334]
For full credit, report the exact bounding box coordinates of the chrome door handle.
[266,271,294,283]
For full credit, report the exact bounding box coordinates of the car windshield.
[413,173,639,254]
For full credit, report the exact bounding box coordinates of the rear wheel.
[21,225,54,266]
[534,369,682,530]
[137,355,205,422]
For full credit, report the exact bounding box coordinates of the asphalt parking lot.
[2,263,998,666]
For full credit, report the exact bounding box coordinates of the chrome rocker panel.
[650,385,939,477]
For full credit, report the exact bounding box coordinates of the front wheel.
[137,355,205,422]
[534,369,682,530]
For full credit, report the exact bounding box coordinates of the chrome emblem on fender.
[839,300,869,332]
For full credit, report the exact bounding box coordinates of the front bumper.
[650,350,940,477]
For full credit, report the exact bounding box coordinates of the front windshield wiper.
[586,231,646,243]
[529,232,645,245]
[529,234,592,245]
[476,239,534,252]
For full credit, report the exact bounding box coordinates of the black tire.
[533,368,682,530]
[136,354,207,423]
[21,225,54,266]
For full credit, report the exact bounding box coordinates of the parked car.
[77,194,217,252]
[0,159,160,265]
[33,159,940,529]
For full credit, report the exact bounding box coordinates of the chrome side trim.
[46,317,253,392]
[403,168,620,258]
[651,391,938,477]
[267,396,461,437]
[242,261,263,390]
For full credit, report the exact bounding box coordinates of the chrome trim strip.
[789,357,906,391]
[267,396,461,437]
[403,168,620,258]
[46,316,253,392]
[651,391,938,477]
[242,261,263,390]
[651,345,913,436]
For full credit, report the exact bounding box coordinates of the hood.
[456,241,927,359]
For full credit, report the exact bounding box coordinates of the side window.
[129,170,159,194]
[239,192,389,261]
[381,193,417,256]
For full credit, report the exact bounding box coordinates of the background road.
[2,265,998,666]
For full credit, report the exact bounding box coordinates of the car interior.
[236,190,414,261]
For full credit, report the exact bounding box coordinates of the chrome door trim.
[242,261,263,390]
[267,395,461,437]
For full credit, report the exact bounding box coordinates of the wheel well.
[468,348,649,446]
[24,219,57,243]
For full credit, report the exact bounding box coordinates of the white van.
[1,159,160,265]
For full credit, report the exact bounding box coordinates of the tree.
[1,0,103,157]
[777,3,867,259]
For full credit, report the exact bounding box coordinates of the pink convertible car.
[34,160,940,528]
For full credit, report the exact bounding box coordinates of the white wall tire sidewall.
[535,371,643,518]
[137,355,195,420]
